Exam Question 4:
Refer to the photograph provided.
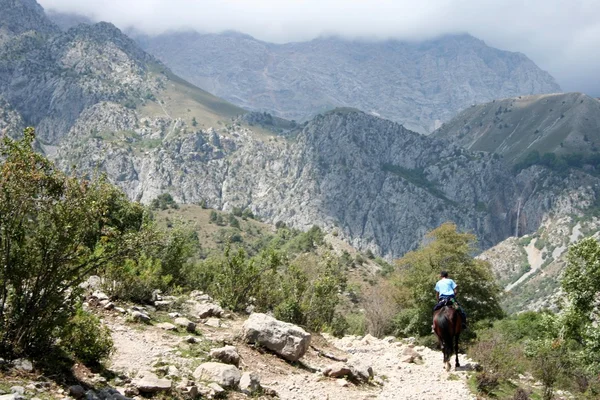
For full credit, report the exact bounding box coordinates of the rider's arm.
[454,286,458,296]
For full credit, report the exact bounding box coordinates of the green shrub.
[0,129,150,356]
[327,313,350,338]
[60,308,114,365]
[345,313,367,336]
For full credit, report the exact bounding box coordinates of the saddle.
[433,297,456,312]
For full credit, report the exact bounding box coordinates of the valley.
[1,0,600,398]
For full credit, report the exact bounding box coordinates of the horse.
[433,301,463,371]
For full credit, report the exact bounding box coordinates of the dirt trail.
[105,311,476,400]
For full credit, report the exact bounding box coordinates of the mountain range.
[2,0,599,271]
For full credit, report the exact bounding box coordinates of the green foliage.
[561,237,600,373]
[102,226,198,302]
[381,163,450,201]
[228,213,240,229]
[345,313,368,336]
[514,150,600,175]
[151,193,179,210]
[59,308,113,365]
[0,129,150,356]
[392,222,503,336]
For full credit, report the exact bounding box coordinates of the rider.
[434,271,467,329]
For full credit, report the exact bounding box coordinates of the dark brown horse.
[433,304,463,371]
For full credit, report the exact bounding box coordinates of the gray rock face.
[242,313,311,361]
[193,362,241,388]
[2,0,597,261]
[137,31,560,134]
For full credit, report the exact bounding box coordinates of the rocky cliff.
[135,31,561,134]
[1,0,596,260]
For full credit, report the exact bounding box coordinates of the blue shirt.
[435,278,457,296]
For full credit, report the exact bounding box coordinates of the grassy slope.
[140,64,247,130]
[433,93,600,164]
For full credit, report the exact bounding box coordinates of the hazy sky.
[38,0,600,96]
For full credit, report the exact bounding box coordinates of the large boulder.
[193,362,241,388]
[242,313,311,361]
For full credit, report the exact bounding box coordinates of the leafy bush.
[392,223,503,336]
[151,193,178,210]
[0,129,149,356]
[345,313,367,336]
[60,308,113,365]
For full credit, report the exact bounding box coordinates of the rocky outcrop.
[137,31,560,134]
[242,313,311,361]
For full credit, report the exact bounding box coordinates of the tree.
[0,128,151,356]
[561,237,600,373]
[393,222,503,336]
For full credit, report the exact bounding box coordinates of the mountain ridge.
[133,30,561,134]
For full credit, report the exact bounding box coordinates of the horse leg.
[454,334,460,368]
[443,342,451,371]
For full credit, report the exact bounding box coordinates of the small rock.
[205,317,221,328]
[92,291,109,301]
[322,363,352,379]
[156,322,177,331]
[181,385,198,397]
[197,303,223,318]
[11,358,33,372]
[68,385,86,399]
[168,312,181,318]
[115,307,127,314]
[193,362,241,388]
[166,365,179,378]
[103,302,115,311]
[210,346,240,367]
[182,336,199,344]
[154,300,172,310]
[131,311,151,323]
[207,382,225,395]
[337,379,350,387]
[132,371,171,393]
[9,388,24,395]
[401,347,424,364]
[174,317,196,332]
[239,372,261,395]
[348,362,374,383]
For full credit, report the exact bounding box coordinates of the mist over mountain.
[133,31,560,134]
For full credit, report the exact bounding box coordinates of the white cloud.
[38,0,600,95]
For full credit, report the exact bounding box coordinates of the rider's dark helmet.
[440,271,449,278]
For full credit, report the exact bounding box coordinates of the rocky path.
[103,307,476,400]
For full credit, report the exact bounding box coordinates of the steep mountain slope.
[0,0,59,43]
[0,1,244,145]
[54,105,600,257]
[2,0,597,261]
[134,31,561,134]
[433,93,600,164]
